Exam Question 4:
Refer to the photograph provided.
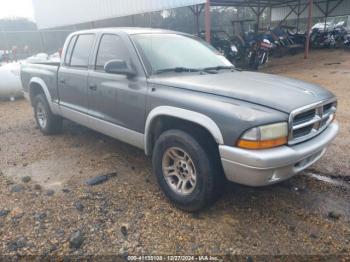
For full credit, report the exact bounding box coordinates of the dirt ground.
[0,50,349,259]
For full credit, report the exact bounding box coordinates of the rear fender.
[29,77,59,114]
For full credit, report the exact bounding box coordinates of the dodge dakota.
[21,28,339,211]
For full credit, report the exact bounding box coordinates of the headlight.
[237,122,288,149]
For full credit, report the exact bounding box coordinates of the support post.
[256,0,261,32]
[196,12,200,36]
[205,0,211,43]
[39,31,45,52]
[131,15,135,27]
[0,25,9,50]
[297,0,301,31]
[304,0,313,59]
[324,0,329,31]
[268,5,272,29]
[189,5,204,36]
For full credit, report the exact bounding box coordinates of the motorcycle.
[247,38,272,70]
[266,26,304,56]
[344,34,350,48]
[199,30,241,64]
[331,22,349,48]
[310,27,337,48]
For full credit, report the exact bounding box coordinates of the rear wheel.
[34,93,62,135]
[152,130,220,212]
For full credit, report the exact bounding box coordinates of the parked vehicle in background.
[312,22,334,31]
[245,35,272,70]
[200,28,270,70]
[281,25,306,47]
[311,28,337,48]
[332,22,348,44]
[21,28,339,211]
[231,19,272,70]
[344,33,350,48]
[265,26,303,56]
[200,30,239,64]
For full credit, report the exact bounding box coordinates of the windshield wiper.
[203,66,235,71]
[155,67,200,74]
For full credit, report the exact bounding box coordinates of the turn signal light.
[237,136,288,150]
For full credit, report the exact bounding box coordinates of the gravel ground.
[0,50,349,259]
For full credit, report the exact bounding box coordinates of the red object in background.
[260,41,273,49]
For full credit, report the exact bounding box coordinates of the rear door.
[87,33,147,132]
[58,34,95,114]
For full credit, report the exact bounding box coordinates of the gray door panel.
[58,67,89,113]
[88,34,147,133]
[87,72,125,125]
[88,72,147,132]
[59,34,95,114]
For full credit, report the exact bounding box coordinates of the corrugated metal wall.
[271,0,350,21]
[32,0,206,29]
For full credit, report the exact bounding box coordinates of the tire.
[249,52,260,71]
[33,93,62,135]
[152,130,220,212]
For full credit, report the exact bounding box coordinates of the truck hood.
[149,71,335,113]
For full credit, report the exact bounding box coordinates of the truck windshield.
[131,33,233,75]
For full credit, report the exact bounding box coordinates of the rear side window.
[70,34,95,68]
[95,34,129,71]
[64,35,77,66]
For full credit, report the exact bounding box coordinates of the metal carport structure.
[201,0,348,59]
[30,0,349,58]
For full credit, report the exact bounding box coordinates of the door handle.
[89,84,98,91]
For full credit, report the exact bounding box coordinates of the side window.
[70,34,95,68]
[64,35,77,66]
[95,34,129,71]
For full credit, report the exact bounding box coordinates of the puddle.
[305,172,350,190]
[4,156,81,191]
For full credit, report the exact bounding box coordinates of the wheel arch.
[29,78,54,110]
[144,106,224,156]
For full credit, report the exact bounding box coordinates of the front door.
[87,34,147,133]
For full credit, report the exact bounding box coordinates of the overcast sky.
[0,0,34,20]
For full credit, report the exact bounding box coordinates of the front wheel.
[34,93,62,135]
[152,130,219,212]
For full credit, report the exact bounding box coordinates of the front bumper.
[220,122,339,187]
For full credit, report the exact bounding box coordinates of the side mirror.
[104,59,136,77]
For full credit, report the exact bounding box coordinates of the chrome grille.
[288,98,337,145]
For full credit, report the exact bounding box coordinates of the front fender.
[144,106,224,155]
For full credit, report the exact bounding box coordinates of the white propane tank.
[0,62,23,100]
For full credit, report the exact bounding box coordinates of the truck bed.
[20,62,60,103]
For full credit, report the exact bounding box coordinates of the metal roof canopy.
[209,0,344,8]
[202,0,346,59]
[31,0,345,59]
[32,0,207,30]
[210,0,312,7]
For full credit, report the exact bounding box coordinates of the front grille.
[289,99,337,145]
[293,125,314,139]
[293,109,316,125]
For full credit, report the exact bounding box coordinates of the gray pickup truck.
[21,28,339,211]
